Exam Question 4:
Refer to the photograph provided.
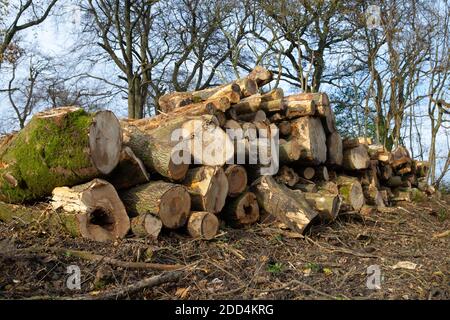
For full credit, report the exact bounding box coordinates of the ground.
[0,196,448,300]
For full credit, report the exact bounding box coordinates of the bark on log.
[0,107,122,204]
[284,100,316,119]
[224,165,247,197]
[120,181,191,229]
[51,179,130,242]
[343,137,372,149]
[316,181,339,194]
[363,185,385,208]
[284,92,329,106]
[293,183,318,193]
[107,147,150,190]
[390,188,411,202]
[230,89,283,115]
[386,176,410,188]
[326,132,343,166]
[302,192,341,222]
[182,166,229,213]
[223,192,260,228]
[391,146,412,168]
[335,175,365,211]
[342,145,370,170]
[251,175,318,234]
[131,214,162,239]
[187,211,219,240]
[236,110,267,122]
[290,117,327,164]
[121,122,189,181]
[247,66,273,87]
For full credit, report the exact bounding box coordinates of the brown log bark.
[326,131,343,166]
[223,192,260,228]
[182,166,229,213]
[292,183,318,193]
[315,166,329,181]
[290,117,327,164]
[284,100,316,119]
[187,211,219,240]
[316,181,339,194]
[51,179,130,242]
[236,110,267,122]
[278,121,292,136]
[120,181,191,229]
[342,145,370,170]
[251,176,318,234]
[107,147,150,190]
[284,92,329,106]
[224,165,247,197]
[247,66,274,87]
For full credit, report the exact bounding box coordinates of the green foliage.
[267,262,284,274]
[438,208,448,222]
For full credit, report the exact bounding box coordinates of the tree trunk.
[224,165,247,197]
[51,179,130,242]
[223,192,260,228]
[290,117,327,164]
[107,147,150,190]
[251,176,318,234]
[120,181,191,229]
[187,211,219,240]
[0,107,122,204]
[182,166,229,213]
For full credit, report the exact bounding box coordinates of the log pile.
[0,67,435,242]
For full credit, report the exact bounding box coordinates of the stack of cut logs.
[0,67,433,242]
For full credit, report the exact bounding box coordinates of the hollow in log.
[223,192,260,228]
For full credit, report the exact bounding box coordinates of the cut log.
[335,175,365,211]
[236,110,267,122]
[290,117,327,164]
[284,92,329,107]
[247,66,273,87]
[120,181,191,229]
[51,179,130,242]
[158,92,193,113]
[315,166,329,181]
[391,146,412,168]
[302,192,341,222]
[107,147,150,190]
[293,183,318,193]
[121,122,189,181]
[251,175,318,234]
[275,166,300,187]
[342,145,370,170]
[278,121,292,136]
[159,96,230,115]
[284,100,316,119]
[363,185,385,207]
[182,166,229,213]
[359,205,377,215]
[368,144,390,163]
[379,164,393,181]
[390,188,411,202]
[299,167,315,180]
[195,83,242,103]
[413,161,429,178]
[316,181,339,194]
[326,132,343,166]
[224,165,247,197]
[386,176,410,188]
[343,137,372,149]
[0,107,122,204]
[130,214,162,239]
[187,211,219,240]
[223,192,260,228]
[231,89,283,115]
[315,104,337,134]
[279,139,301,163]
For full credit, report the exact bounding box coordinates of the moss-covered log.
[120,181,191,229]
[0,107,122,204]
[335,175,365,211]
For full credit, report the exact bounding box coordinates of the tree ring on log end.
[159,186,191,229]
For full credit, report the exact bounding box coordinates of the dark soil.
[0,196,448,300]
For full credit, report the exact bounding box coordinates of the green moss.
[0,109,98,203]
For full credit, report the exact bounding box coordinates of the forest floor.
[0,195,449,300]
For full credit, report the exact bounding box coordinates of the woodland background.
[0,0,449,188]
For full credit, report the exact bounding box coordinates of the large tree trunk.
[0,107,122,204]
[251,176,318,234]
[290,117,327,164]
[51,179,130,242]
[121,122,189,181]
[182,166,229,213]
[187,211,219,240]
[223,192,260,228]
[120,181,191,229]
